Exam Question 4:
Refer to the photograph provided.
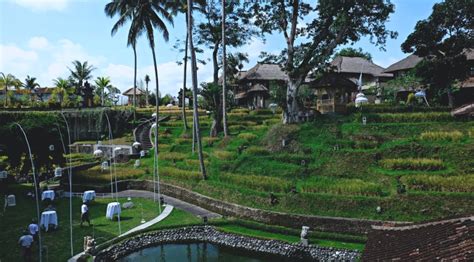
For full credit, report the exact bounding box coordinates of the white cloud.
[11,0,70,12]
[0,44,38,75]
[28,37,50,50]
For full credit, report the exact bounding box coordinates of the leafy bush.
[237,132,258,141]
[175,138,192,145]
[160,152,187,161]
[362,112,453,123]
[249,109,273,115]
[300,177,385,196]
[184,159,209,167]
[245,146,270,156]
[219,173,292,193]
[402,174,474,192]
[228,112,248,117]
[202,137,219,145]
[161,166,202,181]
[213,150,235,160]
[347,104,450,113]
[380,158,445,171]
[419,131,463,141]
[74,165,144,183]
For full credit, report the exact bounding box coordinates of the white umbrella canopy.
[93,149,104,157]
[355,92,368,107]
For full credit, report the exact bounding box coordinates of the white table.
[106,202,121,220]
[40,211,58,232]
[83,190,96,202]
[41,190,55,201]
[7,195,16,206]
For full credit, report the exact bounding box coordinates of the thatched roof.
[363,216,474,261]
[234,92,247,100]
[122,87,145,96]
[240,63,288,81]
[330,56,392,77]
[310,73,358,90]
[383,54,423,73]
[247,83,268,93]
[218,71,248,85]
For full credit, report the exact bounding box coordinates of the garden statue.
[81,81,94,108]
[300,226,309,246]
[83,236,96,253]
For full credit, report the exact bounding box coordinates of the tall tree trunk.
[212,44,219,84]
[133,44,137,122]
[188,0,207,180]
[222,0,228,137]
[151,44,162,212]
[182,25,189,131]
[4,86,7,107]
[283,79,302,124]
[145,82,149,107]
[447,88,454,108]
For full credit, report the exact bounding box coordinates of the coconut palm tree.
[0,73,20,107]
[171,0,205,132]
[187,0,207,179]
[221,0,228,137]
[144,74,150,107]
[95,77,113,106]
[53,78,70,105]
[68,60,95,88]
[23,75,40,102]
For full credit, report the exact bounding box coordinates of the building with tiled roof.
[362,216,474,261]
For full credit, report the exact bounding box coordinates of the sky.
[0,0,440,98]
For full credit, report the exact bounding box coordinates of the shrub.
[175,138,192,145]
[237,132,258,141]
[184,159,210,167]
[213,150,235,160]
[219,173,292,193]
[362,112,453,123]
[74,165,143,183]
[300,177,385,196]
[245,146,270,156]
[228,112,248,117]
[160,152,187,161]
[263,118,281,126]
[160,167,202,181]
[402,174,474,192]
[469,128,474,138]
[202,137,219,145]
[347,104,451,113]
[249,109,273,115]
[419,131,463,141]
[380,158,445,171]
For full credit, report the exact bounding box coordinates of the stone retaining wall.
[66,179,412,235]
[94,226,360,261]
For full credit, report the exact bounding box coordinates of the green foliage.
[74,164,143,183]
[245,146,270,156]
[419,131,463,141]
[402,174,474,192]
[161,166,201,181]
[380,158,445,171]
[237,132,257,141]
[347,104,450,113]
[362,112,453,123]
[219,173,292,193]
[300,177,385,197]
[212,150,235,160]
[334,47,372,61]
[160,152,187,161]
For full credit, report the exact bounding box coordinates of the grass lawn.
[72,108,474,222]
[0,184,164,261]
[216,224,365,251]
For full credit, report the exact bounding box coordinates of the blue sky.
[0,0,440,97]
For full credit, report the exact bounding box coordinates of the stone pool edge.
[94,226,360,261]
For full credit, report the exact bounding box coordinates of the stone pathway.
[119,204,173,237]
[100,190,221,219]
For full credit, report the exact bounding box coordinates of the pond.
[119,242,279,262]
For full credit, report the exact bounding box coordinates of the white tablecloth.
[106,202,121,220]
[41,190,55,201]
[40,211,58,231]
[83,190,96,202]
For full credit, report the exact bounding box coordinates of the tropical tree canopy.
[401,0,473,107]
[248,0,396,123]
[334,47,372,61]
[68,60,95,87]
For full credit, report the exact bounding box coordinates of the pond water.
[119,242,277,262]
